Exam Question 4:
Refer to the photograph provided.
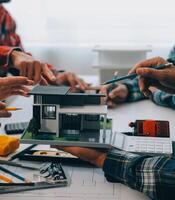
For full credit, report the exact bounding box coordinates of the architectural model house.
[28,85,108,140]
[22,86,172,154]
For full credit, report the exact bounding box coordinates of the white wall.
[4,0,175,74]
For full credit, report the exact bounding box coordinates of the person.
[0,45,57,84]
[53,57,175,200]
[0,1,88,117]
[0,1,88,90]
[100,48,175,109]
[0,76,33,117]
[128,57,175,94]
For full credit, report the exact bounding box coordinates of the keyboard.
[4,122,29,134]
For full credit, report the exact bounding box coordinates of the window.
[85,115,99,121]
[42,105,56,119]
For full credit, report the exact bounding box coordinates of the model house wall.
[31,86,107,137]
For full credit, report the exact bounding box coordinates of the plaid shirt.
[124,78,147,102]
[124,78,175,109]
[103,49,175,200]
[103,149,175,200]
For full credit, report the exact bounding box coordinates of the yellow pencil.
[4,107,22,111]
[0,174,13,183]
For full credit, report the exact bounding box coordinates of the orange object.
[143,120,156,136]
[0,174,13,183]
[0,135,19,156]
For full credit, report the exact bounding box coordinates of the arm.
[46,63,88,90]
[0,101,11,118]
[0,47,56,84]
[128,57,175,95]
[103,149,175,200]
[0,6,88,89]
[0,46,21,74]
[149,46,175,108]
[0,76,34,118]
[0,46,21,68]
[124,79,175,109]
[53,146,175,200]
[100,78,147,108]
[151,90,175,109]
[124,78,147,102]
[168,45,175,63]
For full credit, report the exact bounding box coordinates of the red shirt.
[0,5,23,48]
[0,5,23,73]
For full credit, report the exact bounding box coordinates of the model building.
[29,85,108,139]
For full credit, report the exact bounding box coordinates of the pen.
[0,166,30,183]
[0,174,13,183]
[4,107,22,111]
[107,71,118,93]
[102,63,173,85]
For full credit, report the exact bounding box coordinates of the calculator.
[4,122,29,135]
[113,132,173,155]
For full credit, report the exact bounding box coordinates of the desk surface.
[1,83,175,200]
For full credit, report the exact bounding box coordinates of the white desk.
[1,91,175,200]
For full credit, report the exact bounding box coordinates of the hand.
[10,50,56,84]
[100,84,129,108]
[51,146,107,168]
[128,57,175,95]
[0,102,11,118]
[53,72,89,91]
[0,76,33,100]
[149,86,158,93]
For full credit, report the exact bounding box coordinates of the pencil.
[107,71,118,93]
[0,166,30,183]
[4,107,22,111]
[102,62,173,85]
[0,174,13,183]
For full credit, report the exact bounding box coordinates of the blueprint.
[0,161,121,200]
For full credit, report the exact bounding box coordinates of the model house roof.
[29,85,70,96]
[29,85,105,106]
